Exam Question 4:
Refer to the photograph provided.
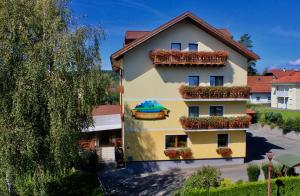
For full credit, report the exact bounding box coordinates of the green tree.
[238,34,257,76]
[0,0,109,194]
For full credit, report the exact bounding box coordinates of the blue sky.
[71,0,300,72]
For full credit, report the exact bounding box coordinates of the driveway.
[99,124,300,195]
[246,124,300,164]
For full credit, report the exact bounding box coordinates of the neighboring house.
[271,72,300,110]
[265,69,297,79]
[247,76,273,104]
[81,105,121,162]
[111,12,259,171]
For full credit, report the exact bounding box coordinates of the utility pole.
[266,152,274,196]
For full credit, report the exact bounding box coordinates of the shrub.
[77,150,98,172]
[247,164,260,182]
[261,163,282,179]
[175,176,300,196]
[182,166,221,190]
[219,178,234,188]
[283,118,300,134]
[264,111,283,126]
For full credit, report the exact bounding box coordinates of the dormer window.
[188,43,198,51]
[171,43,181,50]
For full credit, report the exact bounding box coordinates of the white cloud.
[289,59,300,66]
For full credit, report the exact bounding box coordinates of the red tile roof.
[125,31,150,45]
[272,72,300,84]
[268,69,298,78]
[111,11,260,71]
[92,105,121,116]
[217,28,232,38]
[247,76,273,93]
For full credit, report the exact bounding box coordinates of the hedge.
[174,176,300,196]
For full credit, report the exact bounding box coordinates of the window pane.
[171,43,181,50]
[210,76,224,86]
[165,135,176,148]
[188,76,199,86]
[218,134,229,147]
[177,135,188,147]
[210,106,223,116]
[188,43,198,51]
[189,106,199,117]
[165,135,187,148]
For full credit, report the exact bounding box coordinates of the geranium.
[216,147,232,157]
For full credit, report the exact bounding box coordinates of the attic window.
[171,43,181,51]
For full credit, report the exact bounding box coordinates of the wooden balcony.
[150,49,228,66]
[180,116,251,130]
[179,85,250,99]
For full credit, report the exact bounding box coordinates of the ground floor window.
[165,135,187,149]
[217,134,229,148]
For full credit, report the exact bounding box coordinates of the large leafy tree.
[238,34,257,76]
[0,0,109,194]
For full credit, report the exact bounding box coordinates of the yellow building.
[111,12,259,171]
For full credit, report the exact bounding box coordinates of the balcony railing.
[179,85,250,99]
[276,91,288,97]
[150,49,228,66]
[180,116,251,130]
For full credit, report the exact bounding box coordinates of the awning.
[274,154,300,168]
[83,114,121,132]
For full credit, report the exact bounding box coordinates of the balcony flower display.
[150,49,228,66]
[180,148,193,159]
[179,116,251,130]
[164,148,193,159]
[131,100,170,120]
[164,149,179,158]
[216,147,232,157]
[179,85,250,99]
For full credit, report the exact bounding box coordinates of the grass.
[248,104,300,120]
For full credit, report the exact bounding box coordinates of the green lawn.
[248,104,300,120]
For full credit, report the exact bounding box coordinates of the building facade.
[111,12,259,170]
[247,76,273,104]
[271,72,300,110]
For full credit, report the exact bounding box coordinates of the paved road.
[98,124,300,195]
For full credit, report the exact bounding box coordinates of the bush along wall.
[174,176,300,196]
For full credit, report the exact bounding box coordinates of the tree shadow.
[245,132,285,163]
[99,168,185,196]
[124,104,159,172]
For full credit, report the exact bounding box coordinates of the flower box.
[164,148,193,159]
[180,116,251,130]
[216,147,232,157]
[179,85,250,99]
[150,49,228,66]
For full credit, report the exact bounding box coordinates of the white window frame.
[164,134,189,150]
[216,133,230,148]
[209,105,224,116]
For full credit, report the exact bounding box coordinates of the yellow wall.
[125,130,246,161]
[122,20,248,100]
[120,19,249,161]
[124,101,247,131]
